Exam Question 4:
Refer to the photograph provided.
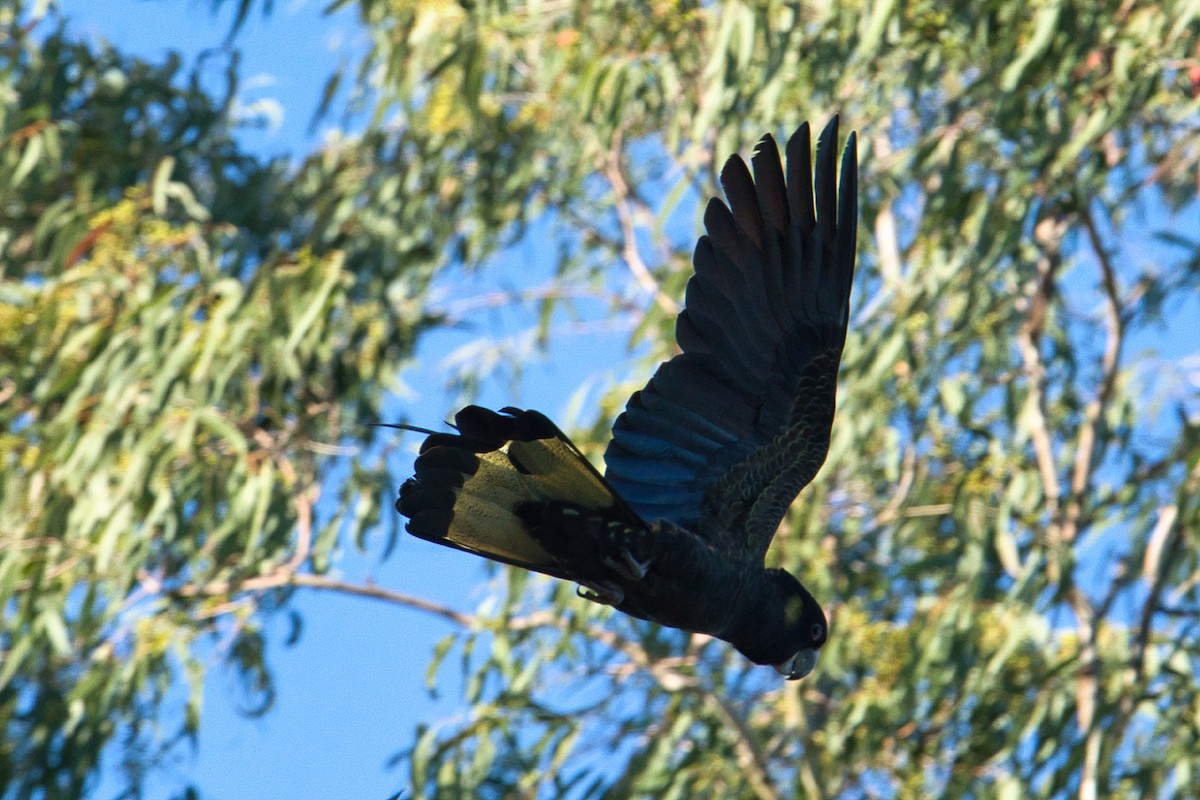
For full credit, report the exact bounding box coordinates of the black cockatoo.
[395,118,857,679]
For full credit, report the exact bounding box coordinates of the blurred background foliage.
[2,0,1199,798]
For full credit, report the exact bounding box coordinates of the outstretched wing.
[603,118,858,561]
[398,405,644,581]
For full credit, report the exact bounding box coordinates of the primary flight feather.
[395,117,857,679]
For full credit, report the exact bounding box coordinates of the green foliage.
[0,2,531,796]
[4,0,1200,798]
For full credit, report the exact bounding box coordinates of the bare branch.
[1067,584,1100,800]
[284,488,316,573]
[872,445,916,527]
[1134,504,1180,680]
[433,282,621,321]
[1016,227,1064,579]
[1059,204,1125,547]
[871,131,904,293]
[704,694,780,800]
[138,560,475,629]
[289,573,473,627]
[603,129,682,317]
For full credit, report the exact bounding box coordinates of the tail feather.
[398,406,633,579]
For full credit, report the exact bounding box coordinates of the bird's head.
[725,568,827,680]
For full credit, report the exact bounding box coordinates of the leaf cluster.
[0,4,535,796]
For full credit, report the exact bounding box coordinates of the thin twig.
[871,132,904,292]
[285,488,316,572]
[1062,203,1126,546]
[603,129,682,316]
[1018,216,1066,580]
[290,573,473,627]
[1068,200,1127,800]
[873,445,916,525]
[704,694,781,800]
[1134,504,1180,681]
[435,282,614,320]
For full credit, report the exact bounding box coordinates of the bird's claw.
[577,580,624,606]
[604,547,651,581]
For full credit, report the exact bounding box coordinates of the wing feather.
[604,117,857,561]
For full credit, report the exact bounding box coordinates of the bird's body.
[396,118,857,678]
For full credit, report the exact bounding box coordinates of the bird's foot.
[604,547,651,581]
[577,580,624,606]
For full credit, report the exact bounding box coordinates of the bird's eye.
[810,623,824,641]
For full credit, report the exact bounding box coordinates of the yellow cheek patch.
[784,595,807,626]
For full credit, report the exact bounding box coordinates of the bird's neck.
[716,569,789,654]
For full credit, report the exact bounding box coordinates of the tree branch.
[704,694,780,800]
[1061,202,1125,547]
[1066,200,1127,800]
[1017,217,1066,580]
[871,131,904,293]
[603,129,682,317]
[289,573,474,627]
[433,282,623,321]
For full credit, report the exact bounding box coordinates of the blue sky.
[54,2,632,798]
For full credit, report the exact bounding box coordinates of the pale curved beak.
[773,648,818,680]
